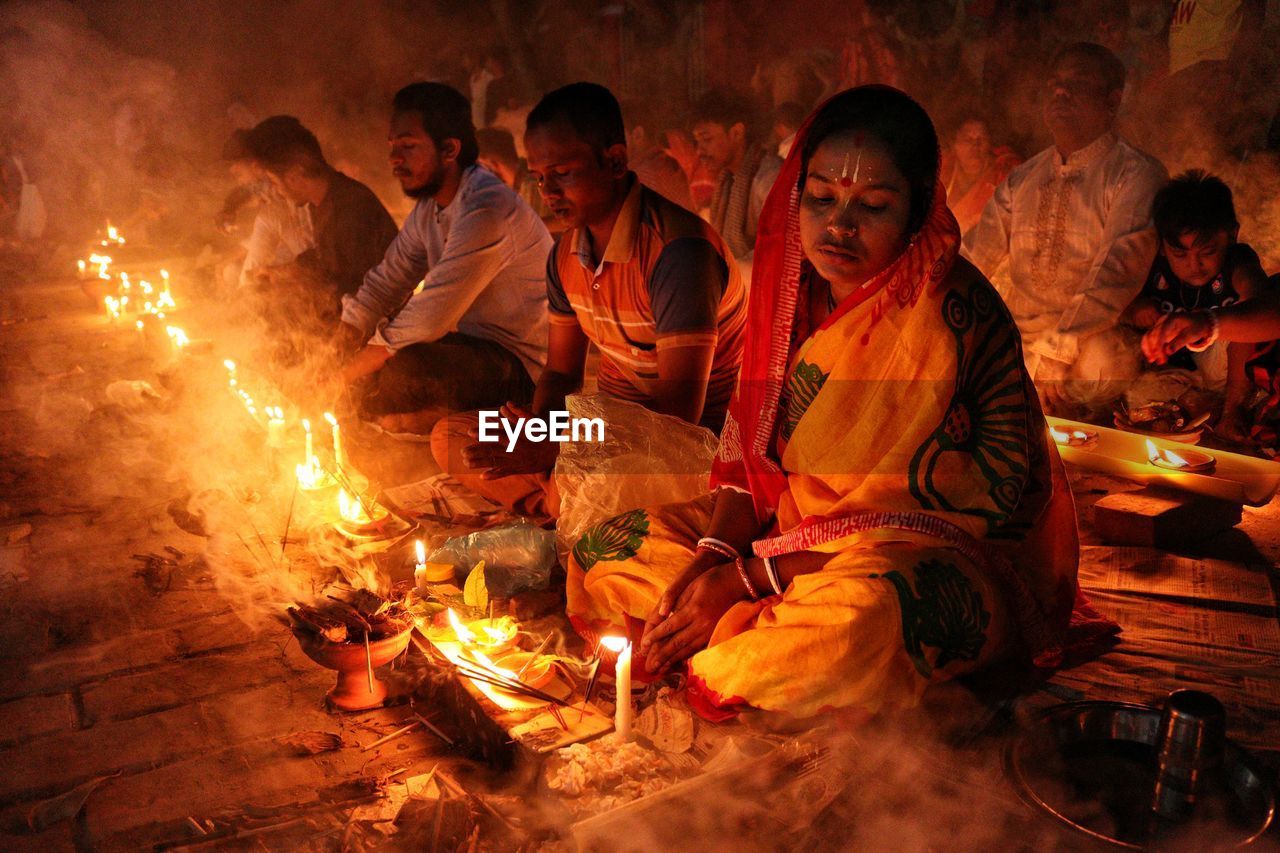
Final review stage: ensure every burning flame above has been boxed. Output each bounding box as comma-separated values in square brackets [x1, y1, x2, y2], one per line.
[323, 411, 338, 428]
[337, 488, 372, 524]
[447, 608, 476, 644]
[294, 458, 328, 490]
[1146, 439, 1190, 468]
[599, 635, 628, 654]
[415, 539, 426, 567]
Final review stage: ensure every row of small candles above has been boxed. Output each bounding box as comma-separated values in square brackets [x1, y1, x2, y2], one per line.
[220, 359, 376, 524]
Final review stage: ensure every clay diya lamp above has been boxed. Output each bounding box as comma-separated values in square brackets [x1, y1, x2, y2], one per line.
[1049, 426, 1098, 450]
[493, 650, 558, 691]
[1145, 439, 1216, 474]
[296, 626, 412, 711]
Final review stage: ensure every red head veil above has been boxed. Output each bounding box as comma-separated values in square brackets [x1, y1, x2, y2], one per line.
[710, 87, 962, 525]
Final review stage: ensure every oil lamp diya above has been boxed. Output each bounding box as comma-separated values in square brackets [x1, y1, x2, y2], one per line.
[1050, 425, 1098, 449]
[1146, 439, 1216, 474]
[439, 608, 519, 654]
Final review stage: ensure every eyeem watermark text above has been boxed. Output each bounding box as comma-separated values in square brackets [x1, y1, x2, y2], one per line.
[476, 410, 605, 451]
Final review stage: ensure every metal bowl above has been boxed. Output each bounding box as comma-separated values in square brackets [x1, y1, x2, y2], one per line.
[1006, 700, 1275, 848]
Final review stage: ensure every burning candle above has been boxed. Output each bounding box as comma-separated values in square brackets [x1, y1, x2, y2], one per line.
[600, 636, 632, 741]
[324, 411, 344, 469]
[165, 325, 189, 354]
[267, 407, 286, 449]
[302, 418, 314, 463]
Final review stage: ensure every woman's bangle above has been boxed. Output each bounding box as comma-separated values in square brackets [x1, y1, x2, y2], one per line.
[1186, 309, 1221, 352]
[696, 537, 739, 561]
[762, 555, 783, 596]
[735, 555, 761, 601]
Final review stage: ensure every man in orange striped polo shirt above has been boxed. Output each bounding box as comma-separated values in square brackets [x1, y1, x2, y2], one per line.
[430, 82, 748, 517]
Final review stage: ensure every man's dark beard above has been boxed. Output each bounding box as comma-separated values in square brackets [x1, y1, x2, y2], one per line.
[402, 168, 445, 199]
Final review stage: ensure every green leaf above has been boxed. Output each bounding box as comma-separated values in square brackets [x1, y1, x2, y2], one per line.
[462, 560, 488, 609]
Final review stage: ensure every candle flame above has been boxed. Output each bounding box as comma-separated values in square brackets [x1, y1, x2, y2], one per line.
[1146, 438, 1190, 468]
[1049, 427, 1069, 444]
[294, 459, 327, 489]
[415, 539, 426, 566]
[165, 326, 189, 348]
[223, 359, 236, 372]
[599, 635, 628, 653]
[337, 488, 371, 523]
[323, 411, 338, 427]
[447, 608, 476, 644]
[301, 418, 311, 433]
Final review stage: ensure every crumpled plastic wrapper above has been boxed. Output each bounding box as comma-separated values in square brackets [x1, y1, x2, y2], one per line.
[427, 522, 556, 596]
[104, 379, 164, 409]
[554, 394, 717, 561]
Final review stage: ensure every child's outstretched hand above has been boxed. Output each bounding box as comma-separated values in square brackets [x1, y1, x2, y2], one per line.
[1142, 311, 1214, 364]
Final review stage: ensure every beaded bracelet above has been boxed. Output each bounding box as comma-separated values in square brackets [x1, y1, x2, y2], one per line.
[762, 555, 783, 596]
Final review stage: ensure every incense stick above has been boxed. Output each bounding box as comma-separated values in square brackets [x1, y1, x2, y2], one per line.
[411, 712, 456, 746]
[235, 532, 270, 571]
[362, 720, 420, 752]
[517, 635, 553, 679]
[449, 662, 567, 705]
[576, 656, 603, 722]
[364, 632, 374, 692]
[280, 474, 298, 562]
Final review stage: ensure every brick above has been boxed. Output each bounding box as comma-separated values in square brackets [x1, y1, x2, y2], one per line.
[1092, 487, 1242, 548]
[83, 724, 445, 849]
[0, 701, 217, 803]
[79, 639, 317, 725]
[4, 609, 244, 701]
[0, 694, 76, 745]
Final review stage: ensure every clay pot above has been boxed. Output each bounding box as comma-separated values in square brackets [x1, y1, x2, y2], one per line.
[296, 627, 412, 711]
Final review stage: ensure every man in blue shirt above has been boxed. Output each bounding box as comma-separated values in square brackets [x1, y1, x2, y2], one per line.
[340, 83, 552, 434]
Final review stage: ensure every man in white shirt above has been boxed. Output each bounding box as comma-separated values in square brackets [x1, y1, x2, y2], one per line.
[340, 83, 552, 434]
[964, 42, 1167, 414]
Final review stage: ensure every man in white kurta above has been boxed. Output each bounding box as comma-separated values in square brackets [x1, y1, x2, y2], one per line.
[964, 42, 1167, 414]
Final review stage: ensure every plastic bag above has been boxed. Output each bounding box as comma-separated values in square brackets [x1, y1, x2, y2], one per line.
[426, 522, 555, 597]
[554, 393, 717, 560]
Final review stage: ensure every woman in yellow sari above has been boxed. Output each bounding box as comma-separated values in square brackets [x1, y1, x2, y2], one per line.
[566, 86, 1081, 722]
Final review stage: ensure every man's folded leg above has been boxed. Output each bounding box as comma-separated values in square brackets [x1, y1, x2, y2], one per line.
[429, 412, 559, 518]
[360, 333, 534, 433]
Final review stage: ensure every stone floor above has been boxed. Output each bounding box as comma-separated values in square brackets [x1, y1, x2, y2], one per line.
[1, 263, 1277, 850]
[0, 269, 486, 850]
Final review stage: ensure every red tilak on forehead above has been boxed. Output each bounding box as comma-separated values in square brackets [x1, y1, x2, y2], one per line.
[839, 176, 853, 187]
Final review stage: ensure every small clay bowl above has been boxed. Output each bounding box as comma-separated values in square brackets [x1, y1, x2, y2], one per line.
[493, 651, 557, 690]
[295, 627, 412, 711]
